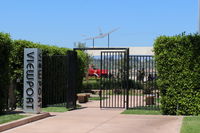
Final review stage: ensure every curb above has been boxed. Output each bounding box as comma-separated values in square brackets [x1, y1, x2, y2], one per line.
[0, 112, 50, 132]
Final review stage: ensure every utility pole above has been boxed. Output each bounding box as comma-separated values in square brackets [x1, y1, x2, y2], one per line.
[108, 34, 110, 48]
[93, 38, 94, 48]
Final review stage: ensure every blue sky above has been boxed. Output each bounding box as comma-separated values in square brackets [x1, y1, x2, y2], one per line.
[0, 0, 198, 48]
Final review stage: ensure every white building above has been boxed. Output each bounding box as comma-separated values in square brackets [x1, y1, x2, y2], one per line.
[86, 47, 154, 56]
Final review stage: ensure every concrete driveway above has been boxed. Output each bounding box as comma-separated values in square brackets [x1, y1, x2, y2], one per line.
[4, 101, 183, 133]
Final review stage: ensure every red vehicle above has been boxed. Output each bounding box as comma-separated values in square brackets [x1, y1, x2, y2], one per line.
[88, 65, 108, 78]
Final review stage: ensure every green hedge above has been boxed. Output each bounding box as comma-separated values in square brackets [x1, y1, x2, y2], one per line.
[82, 79, 100, 92]
[10, 40, 71, 107]
[0, 33, 12, 115]
[76, 50, 88, 93]
[10, 40, 87, 107]
[0, 32, 87, 109]
[10, 40, 70, 81]
[154, 33, 200, 115]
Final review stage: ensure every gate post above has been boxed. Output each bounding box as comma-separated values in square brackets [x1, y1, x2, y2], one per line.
[66, 51, 77, 109]
[126, 48, 129, 110]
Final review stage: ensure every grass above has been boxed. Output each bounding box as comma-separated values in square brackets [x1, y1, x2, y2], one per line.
[83, 77, 100, 81]
[42, 104, 82, 112]
[129, 105, 160, 110]
[89, 97, 107, 100]
[0, 114, 27, 124]
[181, 116, 200, 133]
[83, 79, 99, 84]
[104, 93, 144, 96]
[121, 109, 162, 115]
[42, 107, 70, 112]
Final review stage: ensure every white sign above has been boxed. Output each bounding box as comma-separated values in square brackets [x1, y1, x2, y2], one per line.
[24, 48, 42, 113]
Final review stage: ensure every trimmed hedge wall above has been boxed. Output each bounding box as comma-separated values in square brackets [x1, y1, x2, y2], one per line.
[10, 40, 87, 107]
[0, 33, 12, 115]
[10, 40, 71, 81]
[154, 33, 200, 115]
[0, 32, 87, 110]
[10, 40, 71, 107]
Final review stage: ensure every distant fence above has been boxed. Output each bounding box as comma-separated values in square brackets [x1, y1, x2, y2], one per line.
[128, 55, 159, 110]
[85, 53, 159, 110]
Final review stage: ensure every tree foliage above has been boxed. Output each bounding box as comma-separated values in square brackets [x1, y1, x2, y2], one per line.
[0, 33, 12, 114]
[0, 33, 88, 111]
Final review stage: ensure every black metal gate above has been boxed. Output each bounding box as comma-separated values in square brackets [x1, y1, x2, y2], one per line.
[100, 50, 129, 108]
[42, 51, 77, 109]
[74, 48, 159, 110]
[100, 53, 159, 110]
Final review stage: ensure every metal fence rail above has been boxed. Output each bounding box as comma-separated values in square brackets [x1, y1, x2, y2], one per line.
[100, 51, 129, 108]
[75, 48, 159, 110]
[42, 53, 77, 109]
[128, 55, 159, 110]
[99, 52, 159, 110]
[42, 56, 68, 107]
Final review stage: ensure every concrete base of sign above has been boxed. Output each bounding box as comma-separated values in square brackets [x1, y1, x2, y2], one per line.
[0, 112, 50, 132]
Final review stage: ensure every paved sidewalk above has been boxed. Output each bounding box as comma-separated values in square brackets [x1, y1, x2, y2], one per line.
[4, 101, 183, 133]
